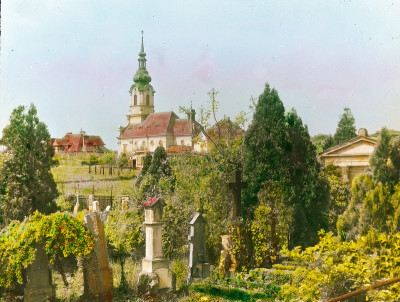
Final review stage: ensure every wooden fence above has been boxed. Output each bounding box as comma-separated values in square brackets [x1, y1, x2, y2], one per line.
[71, 194, 113, 211]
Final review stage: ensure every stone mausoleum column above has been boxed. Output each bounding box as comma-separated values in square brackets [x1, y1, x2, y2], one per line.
[140, 197, 172, 290]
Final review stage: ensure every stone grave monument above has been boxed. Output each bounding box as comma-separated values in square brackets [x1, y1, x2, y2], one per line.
[188, 212, 210, 280]
[24, 245, 54, 302]
[121, 197, 129, 211]
[82, 212, 113, 301]
[88, 194, 94, 212]
[138, 197, 172, 293]
[73, 194, 80, 215]
[92, 200, 100, 212]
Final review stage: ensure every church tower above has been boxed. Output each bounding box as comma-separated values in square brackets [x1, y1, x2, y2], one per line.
[127, 32, 155, 125]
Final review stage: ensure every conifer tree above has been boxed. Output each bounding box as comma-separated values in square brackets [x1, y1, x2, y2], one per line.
[0, 104, 58, 223]
[333, 107, 357, 145]
[243, 84, 289, 208]
[243, 84, 327, 247]
[370, 127, 400, 191]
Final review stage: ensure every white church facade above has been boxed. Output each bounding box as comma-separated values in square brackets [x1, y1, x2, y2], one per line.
[117, 34, 205, 167]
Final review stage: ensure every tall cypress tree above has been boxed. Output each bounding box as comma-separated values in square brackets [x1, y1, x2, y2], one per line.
[0, 104, 58, 223]
[333, 107, 357, 145]
[243, 84, 289, 208]
[243, 84, 328, 247]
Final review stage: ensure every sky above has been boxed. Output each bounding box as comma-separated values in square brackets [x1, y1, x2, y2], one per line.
[1, 0, 400, 150]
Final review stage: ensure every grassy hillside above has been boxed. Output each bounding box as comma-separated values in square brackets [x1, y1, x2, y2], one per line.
[51, 153, 138, 198]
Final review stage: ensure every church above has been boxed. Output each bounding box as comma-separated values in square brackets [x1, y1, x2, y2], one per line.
[117, 34, 204, 167]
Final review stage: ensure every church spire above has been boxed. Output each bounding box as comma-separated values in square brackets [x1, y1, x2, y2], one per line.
[132, 31, 152, 91]
[138, 30, 146, 69]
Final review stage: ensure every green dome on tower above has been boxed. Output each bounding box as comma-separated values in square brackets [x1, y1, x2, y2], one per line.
[130, 31, 153, 93]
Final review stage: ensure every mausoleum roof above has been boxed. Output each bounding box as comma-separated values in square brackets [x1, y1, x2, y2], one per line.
[141, 197, 165, 208]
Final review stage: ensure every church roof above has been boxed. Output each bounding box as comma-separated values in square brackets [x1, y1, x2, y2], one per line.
[120, 111, 198, 138]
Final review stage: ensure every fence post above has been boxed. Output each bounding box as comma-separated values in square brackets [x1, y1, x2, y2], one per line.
[110, 185, 113, 209]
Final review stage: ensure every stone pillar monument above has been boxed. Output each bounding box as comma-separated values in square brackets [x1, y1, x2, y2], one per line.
[188, 212, 210, 280]
[139, 197, 172, 291]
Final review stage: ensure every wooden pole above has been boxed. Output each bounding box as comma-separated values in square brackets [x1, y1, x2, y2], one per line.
[328, 276, 400, 302]
[110, 185, 113, 209]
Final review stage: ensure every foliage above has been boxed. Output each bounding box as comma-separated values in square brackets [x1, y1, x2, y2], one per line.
[191, 278, 280, 301]
[170, 259, 189, 291]
[370, 127, 400, 191]
[89, 154, 99, 166]
[149, 146, 169, 177]
[311, 134, 329, 154]
[0, 211, 94, 290]
[243, 84, 327, 248]
[141, 153, 152, 175]
[321, 165, 351, 234]
[322, 134, 335, 151]
[118, 153, 128, 168]
[228, 219, 252, 273]
[333, 107, 357, 145]
[280, 230, 400, 302]
[0, 104, 59, 223]
[104, 209, 144, 290]
[154, 152, 231, 263]
[251, 181, 292, 267]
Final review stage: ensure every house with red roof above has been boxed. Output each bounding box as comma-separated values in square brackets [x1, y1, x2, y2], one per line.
[117, 34, 201, 167]
[52, 131, 107, 154]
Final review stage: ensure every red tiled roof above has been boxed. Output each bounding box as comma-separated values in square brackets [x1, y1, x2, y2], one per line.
[173, 119, 192, 135]
[166, 145, 193, 154]
[120, 111, 199, 138]
[121, 112, 177, 138]
[52, 133, 106, 152]
[141, 197, 164, 207]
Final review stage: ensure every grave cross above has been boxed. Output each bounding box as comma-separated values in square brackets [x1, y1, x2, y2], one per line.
[228, 169, 247, 218]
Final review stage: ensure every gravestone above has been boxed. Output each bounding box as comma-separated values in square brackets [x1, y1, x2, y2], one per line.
[138, 197, 172, 293]
[88, 194, 94, 212]
[92, 200, 100, 212]
[218, 235, 236, 278]
[73, 194, 80, 215]
[121, 197, 129, 211]
[188, 212, 210, 280]
[24, 246, 54, 302]
[82, 212, 113, 301]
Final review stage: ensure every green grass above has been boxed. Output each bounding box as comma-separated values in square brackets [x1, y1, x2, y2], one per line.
[52, 154, 138, 198]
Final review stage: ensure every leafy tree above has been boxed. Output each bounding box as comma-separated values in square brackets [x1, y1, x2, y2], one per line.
[117, 153, 128, 168]
[104, 209, 143, 291]
[322, 165, 351, 234]
[280, 230, 400, 301]
[88, 154, 99, 166]
[322, 134, 335, 151]
[149, 146, 169, 177]
[0, 212, 94, 292]
[142, 152, 152, 174]
[333, 107, 357, 145]
[370, 127, 400, 191]
[251, 180, 292, 267]
[0, 104, 58, 223]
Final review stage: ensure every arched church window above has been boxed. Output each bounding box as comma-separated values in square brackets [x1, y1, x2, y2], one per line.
[181, 140, 185, 146]
[146, 95, 150, 106]
[150, 140, 154, 147]
[134, 95, 137, 106]
[159, 141, 163, 147]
